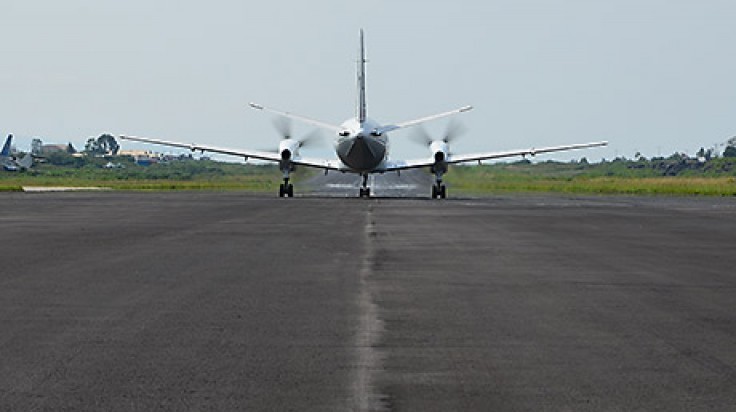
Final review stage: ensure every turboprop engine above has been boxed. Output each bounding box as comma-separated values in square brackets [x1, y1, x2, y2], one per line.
[278, 137, 300, 170]
[429, 139, 449, 174]
[271, 116, 322, 171]
[410, 120, 467, 199]
[269, 116, 324, 197]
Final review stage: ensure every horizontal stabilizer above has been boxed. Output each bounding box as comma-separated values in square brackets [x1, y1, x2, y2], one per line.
[18, 154, 34, 169]
[374, 106, 473, 135]
[249, 103, 342, 133]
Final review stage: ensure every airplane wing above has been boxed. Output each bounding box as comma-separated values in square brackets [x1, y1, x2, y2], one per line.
[384, 141, 608, 171]
[373, 106, 473, 135]
[119, 135, 342, 171]
[249, 103, 343, 133]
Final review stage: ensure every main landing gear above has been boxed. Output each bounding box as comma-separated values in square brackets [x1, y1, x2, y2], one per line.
[431, 183, 446, 199]
[279, 177, 294, 197]
[279, 167, 294, 198]
[359, 173, 371, 198]
[432, 171, 447, 199]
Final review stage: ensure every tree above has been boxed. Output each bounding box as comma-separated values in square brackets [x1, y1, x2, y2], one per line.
[85, 134, 120, 156]
[85, 138, 100, 154]
[97, 134, 120, 155]
[723, 145, 736, 158]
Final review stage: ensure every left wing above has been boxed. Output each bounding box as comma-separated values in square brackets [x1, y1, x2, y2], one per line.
[119, 135, 342, 170]
[384, 141, 608, 171]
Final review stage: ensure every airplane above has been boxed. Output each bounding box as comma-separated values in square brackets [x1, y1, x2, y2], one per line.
[1, 134, 33, 172]
[121, 30, 607, 198]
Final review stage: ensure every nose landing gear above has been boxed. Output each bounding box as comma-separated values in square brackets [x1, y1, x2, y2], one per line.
[431, 170, 446, 199]
[359, 173, 371, 198]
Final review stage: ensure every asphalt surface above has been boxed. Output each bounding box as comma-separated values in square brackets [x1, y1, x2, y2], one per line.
[303, 169, 434, 198]
[2, 189, 736, 411]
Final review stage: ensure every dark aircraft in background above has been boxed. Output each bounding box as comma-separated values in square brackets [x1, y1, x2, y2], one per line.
[1, 135, 33, 172]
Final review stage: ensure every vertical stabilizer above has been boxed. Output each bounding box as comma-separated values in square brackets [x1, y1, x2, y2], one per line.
[357, 29, 367, 124]
[1, 135, 12, 157]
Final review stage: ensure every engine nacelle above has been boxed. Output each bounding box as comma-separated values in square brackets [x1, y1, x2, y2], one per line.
[278, 139, 301, 160]
[434, 151, 445, 163]
[429, 140, 449, 174]
[430, 140, 449, 162]
[278, 138, 300, 171]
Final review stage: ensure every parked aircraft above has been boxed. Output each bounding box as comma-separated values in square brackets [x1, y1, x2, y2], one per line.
[121, 30, 607, 198]
[1, 135, 33, 172]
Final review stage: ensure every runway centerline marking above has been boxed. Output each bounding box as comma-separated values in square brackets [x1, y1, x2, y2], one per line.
[350, 204, 388, 411]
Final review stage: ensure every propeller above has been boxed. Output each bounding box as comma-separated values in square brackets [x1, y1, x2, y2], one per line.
[272, 116, 324, 149]
[409, 119, 467, 146]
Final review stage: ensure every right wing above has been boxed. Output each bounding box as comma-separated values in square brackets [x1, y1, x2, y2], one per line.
[119, 135, 342, 170]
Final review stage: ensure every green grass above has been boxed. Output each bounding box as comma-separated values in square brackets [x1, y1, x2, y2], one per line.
[445, 164, 736, 196]
[4, 156, 736, 196]
[0, 175, 283, 192]
[0, 161, 295, 192]
[0, 185, 24, 192]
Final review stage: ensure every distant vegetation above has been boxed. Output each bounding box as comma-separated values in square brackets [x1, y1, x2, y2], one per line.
[0, 154, 289, 192]
[447, 154, 736, 196]
[2, 148, 736, 196]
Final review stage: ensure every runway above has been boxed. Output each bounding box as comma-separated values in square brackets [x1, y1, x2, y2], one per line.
[302, 168, 434, 198]
[2, 191, 736, 411]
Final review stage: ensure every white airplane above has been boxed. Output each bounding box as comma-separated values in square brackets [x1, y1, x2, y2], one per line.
[121, 30, 607, 198]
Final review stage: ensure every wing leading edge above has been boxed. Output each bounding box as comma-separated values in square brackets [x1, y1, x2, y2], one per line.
[385, 141, 609, 171]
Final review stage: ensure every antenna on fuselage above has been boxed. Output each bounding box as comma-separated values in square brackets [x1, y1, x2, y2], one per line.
[357, 29, 367, 125]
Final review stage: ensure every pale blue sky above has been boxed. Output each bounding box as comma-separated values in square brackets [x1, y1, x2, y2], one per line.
[2, 0, 736, 161]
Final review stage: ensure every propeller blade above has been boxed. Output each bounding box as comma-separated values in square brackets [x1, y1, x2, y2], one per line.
[409, 125, 433, 146]
[298, 129, 326, 148]
[443, 119, 467, 143]
[272, 116, 293, 139]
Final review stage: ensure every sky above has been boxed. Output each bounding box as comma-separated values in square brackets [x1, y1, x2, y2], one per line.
[2, 0, 736, 163]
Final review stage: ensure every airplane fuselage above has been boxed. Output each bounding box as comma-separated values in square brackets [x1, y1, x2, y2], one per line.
[335, 117, 388, 173]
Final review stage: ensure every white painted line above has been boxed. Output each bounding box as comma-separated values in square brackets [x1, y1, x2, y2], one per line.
[22, 186, 112, 192]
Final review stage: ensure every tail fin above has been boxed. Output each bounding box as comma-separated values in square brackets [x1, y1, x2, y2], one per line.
[357, 29, 367, 124]
[1, 135, 12, 157]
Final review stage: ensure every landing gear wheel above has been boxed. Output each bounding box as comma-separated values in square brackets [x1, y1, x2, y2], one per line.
[286, 184, 294, 197]
[279, 184, 285, 198]
[431, 184, 447, 199]
[359, 187, 371, 198]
